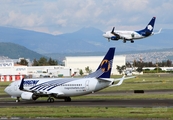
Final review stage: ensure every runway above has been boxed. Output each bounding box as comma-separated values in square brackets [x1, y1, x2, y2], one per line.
[0, 99, 173, 107]
[1, 89, 173, 108]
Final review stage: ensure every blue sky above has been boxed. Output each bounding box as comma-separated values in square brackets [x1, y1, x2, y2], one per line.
[0, 0, 172, 35]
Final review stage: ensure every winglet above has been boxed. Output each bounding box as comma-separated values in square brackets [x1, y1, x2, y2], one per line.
[19, 78, 24, 90]
[110, 75, 125, 87]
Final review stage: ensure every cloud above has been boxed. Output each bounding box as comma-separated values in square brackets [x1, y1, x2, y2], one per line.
[121, 0, 149, 12]
[0, 0, 173, 34]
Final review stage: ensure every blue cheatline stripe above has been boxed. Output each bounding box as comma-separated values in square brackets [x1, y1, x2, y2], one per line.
[29, 78, 77, 91]
[43, 85, 52, 91]
[30, 79, 62, 90]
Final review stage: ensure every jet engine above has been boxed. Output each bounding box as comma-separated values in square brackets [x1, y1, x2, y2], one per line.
[111, 36, 119, 40]
[21, 92, 38, 100]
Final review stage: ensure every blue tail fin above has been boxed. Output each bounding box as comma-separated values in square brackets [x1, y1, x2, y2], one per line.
[136, 17, 156, 36]
[85, 47, 115, 78]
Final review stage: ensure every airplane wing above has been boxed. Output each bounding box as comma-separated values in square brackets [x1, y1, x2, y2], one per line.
[98, 75, 135, 87]
[111, 27, 121, 39]
[111, 27, 131, 40]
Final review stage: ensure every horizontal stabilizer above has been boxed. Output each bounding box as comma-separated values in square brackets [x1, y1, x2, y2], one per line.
[154, 28, 162, 34]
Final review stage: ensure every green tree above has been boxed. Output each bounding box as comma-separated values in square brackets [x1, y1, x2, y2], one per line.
[116, 65, 126, 74]
[136, 67, 143, 73]
[38, 57, 48, 66]
[32, 57, 58, 66]
[48, 58, 58, 65]
[85, 66, 92, 74]
[32, 59, 39, 66]
[79, 69, 84, 76]
[166, 60, 172, 67]
[17, 59, 28, 66]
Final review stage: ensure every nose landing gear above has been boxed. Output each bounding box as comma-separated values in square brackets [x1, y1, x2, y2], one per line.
[16, 97, 20, 103]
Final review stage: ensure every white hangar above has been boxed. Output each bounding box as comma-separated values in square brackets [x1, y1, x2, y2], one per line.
[65, 55, 126, 75]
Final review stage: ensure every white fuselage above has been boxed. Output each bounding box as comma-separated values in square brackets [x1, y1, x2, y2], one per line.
[4, 78, 113, 99]
[103, 30, 147, 40]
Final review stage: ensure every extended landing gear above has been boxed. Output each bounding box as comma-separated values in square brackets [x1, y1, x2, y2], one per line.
[123, 39, 126, 43]
[47, 97, 54, 103]
[16, 97, 20, 103]
[131, 40, 134, 43]
[64, 97, 71, 102]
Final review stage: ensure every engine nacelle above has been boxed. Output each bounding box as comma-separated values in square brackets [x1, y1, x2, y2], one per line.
[111, 36, 119, 40]
[21, 92, 37, 100]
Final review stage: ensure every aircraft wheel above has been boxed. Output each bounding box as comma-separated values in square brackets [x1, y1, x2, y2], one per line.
[16, 99, 20, 103]
[47, 97, 54, 103]
[50, 98, 54, 103]
[47, 98, 50, 102]
[123, 40, 126, 43]
[131, 40, 134, 43]
[64, 97, 71, 102]
[16, 97, 20, 102]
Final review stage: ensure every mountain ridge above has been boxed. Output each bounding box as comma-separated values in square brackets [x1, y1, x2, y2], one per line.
[0, 26, 173, 54]
[0, 27, 173, 54]
[0, 42, 45, 60]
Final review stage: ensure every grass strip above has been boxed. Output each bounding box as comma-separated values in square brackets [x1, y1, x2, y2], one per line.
[0, 106, 172, 119]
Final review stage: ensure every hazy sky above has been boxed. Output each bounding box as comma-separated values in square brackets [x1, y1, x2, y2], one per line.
[0, 0, 172, 35]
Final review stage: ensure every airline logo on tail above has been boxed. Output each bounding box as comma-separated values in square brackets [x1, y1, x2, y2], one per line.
[147, 17, 155, 31]
[147, 25, 153, 31]
[140, 17, 156, 36]
[85, 47, 115, 78]
[100, 59, 111, 72]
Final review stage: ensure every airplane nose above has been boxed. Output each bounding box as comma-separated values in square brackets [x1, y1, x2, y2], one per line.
[4, 86, 11, 95]
[103, 33, 107, 38]
[4, 87, 8, 93]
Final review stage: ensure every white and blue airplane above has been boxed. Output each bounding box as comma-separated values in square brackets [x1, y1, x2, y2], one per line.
[103, 17, 162, 43]
[4, 47, 135, 103]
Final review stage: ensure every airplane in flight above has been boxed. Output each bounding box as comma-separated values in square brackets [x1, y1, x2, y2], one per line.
[4, 47, 135, 103]
[103, 17, 162, 43]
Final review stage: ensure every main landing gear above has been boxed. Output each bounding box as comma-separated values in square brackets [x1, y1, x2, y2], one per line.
[47, 97, 54, 103]
[47, 97, 71, 102]
[64, 97, 71, 102]
[131, 40, 134, 43]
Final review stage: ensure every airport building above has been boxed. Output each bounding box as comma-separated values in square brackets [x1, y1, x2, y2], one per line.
[0, 55, 126, 81]
[0, 60, 27, 81]
[27, 66, 71, 78]
[64, 55, 126, 75]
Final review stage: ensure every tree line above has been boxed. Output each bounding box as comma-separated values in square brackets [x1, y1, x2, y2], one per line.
[126, 60, 172, 68]
[17, 57, 58, 66]
[116, 60, 173, 74]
